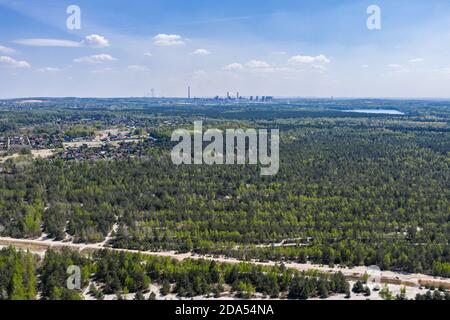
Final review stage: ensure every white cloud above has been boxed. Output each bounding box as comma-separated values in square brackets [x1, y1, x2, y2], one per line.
[388, 64, 403, 69]
[192, 70, 208, 80]
[14, 36, 110, 49]
[153, 34, 185, 46]
[84, 34, 110, 48]
[224, 63, 244, 71]
[224, 61, 282, 73]
[74, 54, 116, 64]
[37, 67, 60, 73]
[14, 38, 82, 47]
[144, 52, 153, 57]
[245, 60, 271, 68]
[128, 65, 150, 72]
[190, 49, 211, 56]
[384, 64, 410, 75]
[90, 68, 113, 75]
[409, 58, 424, 63]
[0, 56, 31, 68]
[288, 54, 330, 64]
[432, 67, 450, 75]
[272, 51, 287, 55]
[361, 64, 369, 68]
[0, 45, 15, 54]
[312, 65, 327, 73]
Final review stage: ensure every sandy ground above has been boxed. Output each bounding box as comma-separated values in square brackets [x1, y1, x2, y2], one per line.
[0, 239, 442, 301]
[63, 138, 140, 149]
[0, 153, 20, 163]
[81, 281, 426, 301]
[63, 141, 105, 149]
[0, 149, 55, 163]
[1, 235, 449, 292]
[96, 129, 130, 140]
[31, 149, 55, 159]
[311, 281, 425, 300]
[84, 283, 267, 301]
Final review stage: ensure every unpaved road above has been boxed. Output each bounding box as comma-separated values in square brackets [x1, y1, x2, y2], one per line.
[1, 236, 449, 289]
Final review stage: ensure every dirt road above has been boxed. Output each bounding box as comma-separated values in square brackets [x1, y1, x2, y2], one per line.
[1, 236, 449, 289]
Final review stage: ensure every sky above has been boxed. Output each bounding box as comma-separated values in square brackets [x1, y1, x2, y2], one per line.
[1, 0, 450, 98]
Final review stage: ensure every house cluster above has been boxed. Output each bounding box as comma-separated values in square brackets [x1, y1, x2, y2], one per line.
[57, 138, 156, 162]
[29, 135, 63, 149]
[5, 136, 29, 152]
[63, 135, 95, 143]
[0, 134, 64, 152]
[0, 136, 8, 152]
[100, 131, 133, 142]
[0, 126, 160, 162]
[9, 135, 28, 146]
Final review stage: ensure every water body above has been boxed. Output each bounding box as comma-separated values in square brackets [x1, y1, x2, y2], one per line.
[342, 109, 405, 115]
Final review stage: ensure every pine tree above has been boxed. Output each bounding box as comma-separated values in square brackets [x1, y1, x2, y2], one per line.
[11, 266, 26, 300]
[25, 252, 37, 299]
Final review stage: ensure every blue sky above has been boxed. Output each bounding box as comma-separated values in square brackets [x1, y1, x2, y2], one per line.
[1, 0, 450, 98]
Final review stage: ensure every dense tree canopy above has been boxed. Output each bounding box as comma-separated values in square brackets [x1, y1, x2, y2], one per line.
[1, 99, 449, 277]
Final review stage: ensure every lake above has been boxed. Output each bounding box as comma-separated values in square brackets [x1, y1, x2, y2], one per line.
[342, 109, 405, 115]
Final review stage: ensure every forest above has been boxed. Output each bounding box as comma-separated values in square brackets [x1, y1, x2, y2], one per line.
[0, 98, 449, 278]
[0, 246, 352, 300]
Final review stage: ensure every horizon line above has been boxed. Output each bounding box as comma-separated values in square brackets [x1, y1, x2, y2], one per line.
[2, 96, 450, 101]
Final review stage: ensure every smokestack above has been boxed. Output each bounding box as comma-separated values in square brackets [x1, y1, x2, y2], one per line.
[188, 86, 191, 99]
